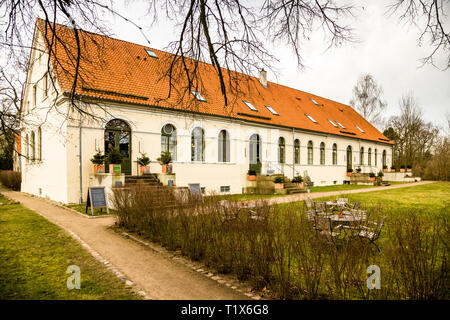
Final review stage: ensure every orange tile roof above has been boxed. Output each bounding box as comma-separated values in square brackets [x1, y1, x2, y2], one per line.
[36, 19, 393, 145]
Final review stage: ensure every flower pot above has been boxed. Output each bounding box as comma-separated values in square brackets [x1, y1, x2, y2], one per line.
[400, 168, 405, 172]
[109, 163, 121, 173]
[274, 183, 284, 189]
[347, 172, 352, 176]
[370, 177, 375, 181]
[407, 169, 412, 172]
[247, 175, 256, 181]
[140, 165, 150, 175]
[93, 164, 105, 174]
[390, 169, 395, 172]
[383, 169, 388, 172]
[162, 164, 173, 173]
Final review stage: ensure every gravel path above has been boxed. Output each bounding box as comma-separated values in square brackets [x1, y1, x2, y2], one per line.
[1, 181, 432, 300]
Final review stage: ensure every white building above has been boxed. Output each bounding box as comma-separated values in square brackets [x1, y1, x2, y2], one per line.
[20, 20, 393, 204]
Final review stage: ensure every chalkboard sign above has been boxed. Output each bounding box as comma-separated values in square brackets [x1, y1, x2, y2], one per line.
[188, 183, 202, 200]
[86, 187, 109, 215]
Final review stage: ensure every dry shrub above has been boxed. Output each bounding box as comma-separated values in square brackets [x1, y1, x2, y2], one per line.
[0, 170, 21, 191]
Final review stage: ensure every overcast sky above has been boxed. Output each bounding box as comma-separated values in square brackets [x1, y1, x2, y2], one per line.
[104, 0, 449, 130]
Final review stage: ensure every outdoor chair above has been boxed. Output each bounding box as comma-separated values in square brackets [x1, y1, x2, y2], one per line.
[313, 201, 329, 216]
[337, 198, 348, 204]
[313, 215, 342, 237]
[357, 217, 386, 251]
[304, 198, 314, 209]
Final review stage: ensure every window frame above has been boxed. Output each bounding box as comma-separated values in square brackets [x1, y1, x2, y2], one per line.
[191, 127, 205, 162]
[307, 141, 313, 165]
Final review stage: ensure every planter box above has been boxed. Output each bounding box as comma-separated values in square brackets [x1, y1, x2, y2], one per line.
[247, 175, 256, 181]
[93, 164, 105, 174]
[109, 164, 121, 173]
[295, 182, 304, 188]
[162, 164, 173, 173]
[139, 165, 150, 175]
[400, 168, 405, 172]
[274, 183, 284, 189]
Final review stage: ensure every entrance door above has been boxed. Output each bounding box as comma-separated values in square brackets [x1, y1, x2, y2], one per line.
[346, 146, 352, 171]
[104, 119, 131, 175]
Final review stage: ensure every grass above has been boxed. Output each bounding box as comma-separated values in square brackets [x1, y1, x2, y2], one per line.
[0, 194, 140, 299]
[66, 203, 115, 216]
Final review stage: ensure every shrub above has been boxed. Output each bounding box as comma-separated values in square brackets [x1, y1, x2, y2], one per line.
[369, 172, 375, 177]
[249, 162, 262, 174]
[0, 170, 21, 191]
[390, 166, 396, 171]
[137, 153, 150, 166]
[157, 151, 172, 165]
[273, 176, 284, 184]
[355, 167, 362, 173]
[378, 171, 384, 177]
[247, 169, 256, 176]
[400, 165, 405, 169]
[291, 176, 303, 183]
[90, 151, 105, 165]
[347, 168, 353, 173]
[106, 147, 123, 164]
[383, 165, 388, 169]
[407, 165, 412, 169]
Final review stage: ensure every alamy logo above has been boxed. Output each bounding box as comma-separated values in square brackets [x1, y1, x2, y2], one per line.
[66, 265, 81, 290]
[366, 265, 381, 289]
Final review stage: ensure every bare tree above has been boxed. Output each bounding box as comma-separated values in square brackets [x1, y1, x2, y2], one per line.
[349, 74, 387, 129]
[388, 0, 450, 69]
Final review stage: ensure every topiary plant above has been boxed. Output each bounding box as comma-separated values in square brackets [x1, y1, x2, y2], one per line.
[157, 151, 172, 165]
[137, 153, 151, 166]
[90, 151, 105, 165]
[106, 147, 123, 164]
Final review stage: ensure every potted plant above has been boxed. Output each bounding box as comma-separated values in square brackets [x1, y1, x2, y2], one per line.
[157, 151, 173, 173]
[274, 176, 284, 189]
[378, 171, 384, 178]
[137, 153, 151, 175]
[355, 167, 362, 173]
[369, 172, 375, 181]
[400, 164, 405, 172]
[247, 169, 257, 181]
[406, 165, 412, 172]
[106, 147, 123, 173]
[347, 168, 353, 176]
[390, 166, 395, 172]
[383, 165, 388, 172]
[291, 175, 304, 188]
[90, 151, 105, 173]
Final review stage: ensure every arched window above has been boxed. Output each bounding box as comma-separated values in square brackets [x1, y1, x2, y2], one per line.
[320, 142, 325, 165]
[218, 130, 230, 162]
[346, 145, 352, 171]
[249, 134, 261, 165]
[191, 127, 205, 161]
[382, 150, 387, 167]
[161, 124, 177, 161]
[294, 139, 300, 164]
[307, 141, 313, 165]
[25, 134, 29, 160]
[31, 131, 35, 161]
[368, 148, 372, 166]
[375, 149, 378, 166]
[360, 147, 364, 165]
[278, 137, 285, 164]
[38, 127, 42, 161]
[332, 143, 337, 165]
[105, 119, 132, 174]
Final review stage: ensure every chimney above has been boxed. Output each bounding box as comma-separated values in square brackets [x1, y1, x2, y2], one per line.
[259, 69, 267, 88]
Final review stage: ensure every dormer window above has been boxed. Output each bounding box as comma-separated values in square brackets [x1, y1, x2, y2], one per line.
[145, 49, 158, 58]
[310, 98, 319, 105]
[356, 125, 365, 133]
[328, 119, 338, 127]
[305, 114, 318, 123]
[336, 120, 345, 129]
[191, 90, 206, 102]
[243, 100, 257, 111]
[265, 105, 278, 115]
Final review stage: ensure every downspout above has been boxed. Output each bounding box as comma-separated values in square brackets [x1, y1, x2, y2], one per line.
[292, 127, 295, 178]
[78, 98, 83, 204]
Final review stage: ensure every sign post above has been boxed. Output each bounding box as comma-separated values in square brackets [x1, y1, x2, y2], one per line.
[86, 187, 109, 215]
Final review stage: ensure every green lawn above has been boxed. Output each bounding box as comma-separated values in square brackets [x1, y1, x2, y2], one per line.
[0, 194, 140, 299]
[66, 203, 115, 216]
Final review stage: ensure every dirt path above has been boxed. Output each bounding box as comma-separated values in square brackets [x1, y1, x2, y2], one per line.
[1, 181, 432, 300]
[1, 190, 248, 300]
[263, 181, 434, 205]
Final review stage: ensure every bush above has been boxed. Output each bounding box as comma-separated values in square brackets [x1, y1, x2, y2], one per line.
[291, 176, 303, 183]
[0, 170, 21, 191]
[157, 151, 172, 165]
[355, 167, 362, 173]
[106, 147, 123, 164]
[347, 168, 353, 173]
[249, 162, 262, 174]
[137, 153, 150, 166]
[273, 176, 284, 184]
[369, 172, 375, 177]
[383, 165, 388, 169]
[400, 165, 405, 169]
[378, 171, 384, 177]
[90, 151, 105, 165]
[247, 169, 256, 176]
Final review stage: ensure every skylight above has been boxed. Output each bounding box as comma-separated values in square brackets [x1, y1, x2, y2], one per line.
[310, 98, 319, 105]
[355, 125, 365, 133]
[265, 105, 278, 115]
[191, 90, 206, 102]
[243, 100, 257, 111]
[145, 49, 158, 58]
[336, 121, 345, 129]
[305, 114, 318, 123]
[328, 119, 338, 127]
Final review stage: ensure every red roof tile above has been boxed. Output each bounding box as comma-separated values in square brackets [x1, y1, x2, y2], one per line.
[36, 19, 393, 145]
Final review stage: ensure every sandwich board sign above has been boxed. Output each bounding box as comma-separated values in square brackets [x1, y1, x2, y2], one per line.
[188, 183, 202, 200]
[86, 187, 109, 215]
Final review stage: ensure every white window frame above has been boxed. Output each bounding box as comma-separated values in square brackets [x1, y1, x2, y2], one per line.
[243, 100, 257, 111]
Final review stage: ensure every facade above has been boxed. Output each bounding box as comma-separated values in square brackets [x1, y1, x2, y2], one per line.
[20, 20, 393, 204]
